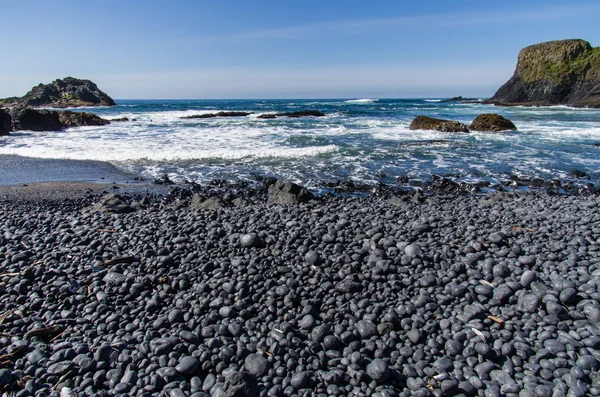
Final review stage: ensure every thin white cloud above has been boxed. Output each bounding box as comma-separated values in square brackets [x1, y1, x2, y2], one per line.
[205, 3, 600, 42]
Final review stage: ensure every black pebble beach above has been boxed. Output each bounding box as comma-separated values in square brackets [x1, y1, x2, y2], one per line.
[1, 185, 600, 397]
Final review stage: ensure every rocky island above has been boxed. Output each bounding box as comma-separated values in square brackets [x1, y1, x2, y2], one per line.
[486, 39, 600, 107]
[0, 77, 116, 108]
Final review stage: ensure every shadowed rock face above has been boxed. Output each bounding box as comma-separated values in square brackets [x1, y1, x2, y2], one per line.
[0, 77, 116, 108]
[8, 107, 110, 132]
[0, 109, 11, 136]
[486, 39, 600, 107]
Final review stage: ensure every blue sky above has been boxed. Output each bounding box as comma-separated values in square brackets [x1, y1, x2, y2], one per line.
[1, 0, 599, 99]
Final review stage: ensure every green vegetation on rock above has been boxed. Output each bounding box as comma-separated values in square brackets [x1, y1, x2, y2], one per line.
[487, 39, 600, 107]
[518, 39, 599, 84]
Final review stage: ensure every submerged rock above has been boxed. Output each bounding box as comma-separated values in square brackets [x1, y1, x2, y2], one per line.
[409, 115, 469, 132]
[469, 113, 517, 132]
[486, 39, 600, 107]
[0, 77, 116, 108]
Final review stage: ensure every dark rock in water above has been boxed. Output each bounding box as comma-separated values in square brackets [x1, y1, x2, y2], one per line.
[267, 181, 312, 204]
[571, 169, 587, 178]
[0, 108, 11, 135]
[0, 76, 116, 108]
[445, 96, 478, 102]
[409, 115, 469, 132]
[58, 110, 110, 127]
[219, 371, 258, 397]
[485, 39, 600, 107]
[110, 117, 129, 122]
[8, 107, 109, 131]
[9, 107, 63, 131]
[257, 110, 325, 119]
[469, 114, 517, 132]
[181, 111, 253, 119]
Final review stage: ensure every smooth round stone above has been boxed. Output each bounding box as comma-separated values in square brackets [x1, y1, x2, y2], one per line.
[175, 356, 199, 376]
[445, 339, 463, 356]
[366, 358, 389, 381]
[299, 314, 315, 330]
[520, 271, 538, 287]
[404, 244, 422, 258]
[488, 232, 505, 245]
[0, 369, 11, 388]
[355, 320, 377, 339]
[244, 354, 269, 377]
[576, 355, 598, 370]
[240, 233, 260, 247]
[559, 288, 577, 304]
[290, 371, 314, 389]
[305, 251, 321, 266]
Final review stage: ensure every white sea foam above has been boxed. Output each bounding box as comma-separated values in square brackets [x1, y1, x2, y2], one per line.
[424, 99, 442, 102]
[344, 98, 379, 104]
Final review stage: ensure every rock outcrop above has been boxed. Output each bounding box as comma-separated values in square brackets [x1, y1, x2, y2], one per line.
[486, 39, 600, 107]
[0, 109, 11, 136]
[469, 114, 517, 132]
[409, 116, 469, 132]
[7, 107, 110, 132]
[9, 108, 63, 131]
[181, 111, 252, 119]
[0, 77, 116, 108]
[257, 110, 325, 119]
[58, 111, 111, 127]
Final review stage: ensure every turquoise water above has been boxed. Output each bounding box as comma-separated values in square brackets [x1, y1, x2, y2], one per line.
[1, 98, 599, 188]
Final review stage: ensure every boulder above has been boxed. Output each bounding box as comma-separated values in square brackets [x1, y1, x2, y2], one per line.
[409, 116, 469, 132]
[9, 107, 63, 131]
[58, 110, 111, 127]
[0, 77, 116, 108]
[267, 181, 312, 204]
[110, 117, 129, 122]
[9, 107, 110, 131]
[257, 110, 325, 119]
[469, 114, 517, 132]
[0, 109, 11, 136]
[181, 111, 252, 119]
[486, 39, 600, 107]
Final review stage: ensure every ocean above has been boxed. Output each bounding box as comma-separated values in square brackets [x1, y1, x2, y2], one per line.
[1, 98, 599, 190]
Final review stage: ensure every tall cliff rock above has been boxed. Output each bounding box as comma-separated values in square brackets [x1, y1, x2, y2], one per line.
[486, 39, 600, 107]
[0, 77, 116, 108]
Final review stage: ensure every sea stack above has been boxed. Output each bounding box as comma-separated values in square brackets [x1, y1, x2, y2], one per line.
[486, 39, 600, 107]
[0, 77, 116, 108]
